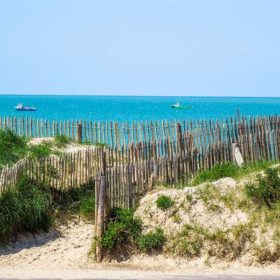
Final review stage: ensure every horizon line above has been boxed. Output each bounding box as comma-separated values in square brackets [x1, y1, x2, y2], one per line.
[0, 93, 279, 98]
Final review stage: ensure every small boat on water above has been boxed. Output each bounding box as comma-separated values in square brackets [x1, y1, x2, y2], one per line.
[171, 103, 192, 110]
[15, 104, 37, 112]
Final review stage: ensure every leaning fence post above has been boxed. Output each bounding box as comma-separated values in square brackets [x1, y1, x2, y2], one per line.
[127, 164, 133, 208]
[95, 151, 107, 263]
[232, 142, 244, 166]
[76, 123, 82, 142]
[96, 175, 105, 263]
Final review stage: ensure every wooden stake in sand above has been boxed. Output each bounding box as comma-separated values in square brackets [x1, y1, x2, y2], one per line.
[76, 123, 82, 142]
[232, 142, 244, 166]
[95, 151, 106, 263]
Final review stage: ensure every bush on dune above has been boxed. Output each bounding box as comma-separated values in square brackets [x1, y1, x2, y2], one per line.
[0, 177, 52, 243]
[138, 227, 166, 253]
[246, 167, 280, 208]
[54, 135, 70, 148]
[192, 160, 274, 185]
[101, 208, 142, 255]
[0, 130, 28, 168]
[156, 195, 174, 210]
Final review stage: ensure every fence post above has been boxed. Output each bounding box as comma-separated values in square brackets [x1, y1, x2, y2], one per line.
[176, 122, 183, 179]
[95, 151, 107, 263]
[232, 142, 244, 166]
[127, 164, 133, 208]
[76, 123, 82, 142]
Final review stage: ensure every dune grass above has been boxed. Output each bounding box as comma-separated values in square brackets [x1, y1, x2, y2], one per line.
[0, 177, 52, 243]
[0, 130, 29, 168]
[54, 135, 70, 148]
[191, 160, 275, 186]
[0, 175, 96, 244]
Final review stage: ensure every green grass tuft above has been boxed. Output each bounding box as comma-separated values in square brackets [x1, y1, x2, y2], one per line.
[245, 167, 280, 208]
[156, 195, 174, 210]
[138, 227, 166, 253]
[93, 142, 108, 148]
[54, 135, 70, 148]
[0, 130, 28, 168]
[28, 142, 52, 159]
[0, 177, 52, 243]
[192, 160, 275, 185]
[79, 196, 95, 220]
[101, 208, 142, 255]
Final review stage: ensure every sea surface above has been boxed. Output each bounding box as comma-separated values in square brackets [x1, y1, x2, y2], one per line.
[0, 95, 279, 122]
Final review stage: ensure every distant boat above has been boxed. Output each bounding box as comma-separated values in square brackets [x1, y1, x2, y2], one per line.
[15, 104, 37, 112]
[171, 103, 192, 110]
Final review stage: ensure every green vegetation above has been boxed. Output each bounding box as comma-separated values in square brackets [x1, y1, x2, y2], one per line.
[29, 142, 53, 159]
[98, 208, 166, 257]
[197, 183, 236, 211]
[0, 177, 52, 243]
[0, 175, 95, 244]
[0, 130, 71, 166]
[166, 166, 280, 263]
[54, 135, 70, 148]
[192, 160, 274, 185]
[95, 165, 280, 262]
[138, 228, 165, 253]
[0, 130, 28, 168]
[79, 196, 95, 220]
[93, 142, 108, 148]
[50, 181, 95, 221]
[169, 223, 254, 260]
[171, 213, 182, 223]
[101, 208, 142, 255]
[0, 129, 81, 168]
[245, 167, 280, 208]
[156, 195, 174, 210]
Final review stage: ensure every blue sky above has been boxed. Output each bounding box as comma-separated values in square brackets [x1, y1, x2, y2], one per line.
[0, 0, 279, 96]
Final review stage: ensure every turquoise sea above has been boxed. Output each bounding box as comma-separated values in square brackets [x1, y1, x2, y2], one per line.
[0, 95, 279, 122]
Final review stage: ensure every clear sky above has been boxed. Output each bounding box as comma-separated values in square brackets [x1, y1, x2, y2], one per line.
[0, 0, 279, 97]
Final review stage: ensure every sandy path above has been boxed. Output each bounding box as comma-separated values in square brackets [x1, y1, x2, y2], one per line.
[0, 219, 280, 279]
[0, 219, 94, 269]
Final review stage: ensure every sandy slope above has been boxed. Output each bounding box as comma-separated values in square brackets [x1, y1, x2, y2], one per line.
[1, 175, 280, 278]
[0, 217, 279, 279]
[0, 219, 94, 269]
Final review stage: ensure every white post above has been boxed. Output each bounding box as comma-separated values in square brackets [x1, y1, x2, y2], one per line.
[232, 142, 244, 166]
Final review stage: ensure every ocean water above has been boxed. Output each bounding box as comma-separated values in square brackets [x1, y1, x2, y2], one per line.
[0, 95, 279, 122]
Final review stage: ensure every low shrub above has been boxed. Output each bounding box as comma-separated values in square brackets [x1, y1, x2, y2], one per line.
[29, 142, 52, 159]
[0, 177, 52, 243]
[169, 223, 254, 260]
[0, 129, 28, 168]
[80, 196, 95, 220]
[156, 195, 174, 210]
[0, 177, 95, 244]
[193, 162, 239, 185]
[192, 160, 274, 185]
[138, 227, 165, 253]
[94, 142, 108, 148]
[50, 181, 95, 220]
[54, 135, 70, 148]
[16, 177, 53, 232]
[101, 208, 142, 255]
[245, 167, 280, 208]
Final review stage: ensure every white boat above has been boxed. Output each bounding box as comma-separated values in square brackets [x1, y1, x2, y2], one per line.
[15, 104, 37, 112]
[171, 103, 183, 109]
[171, 103, 192, 110]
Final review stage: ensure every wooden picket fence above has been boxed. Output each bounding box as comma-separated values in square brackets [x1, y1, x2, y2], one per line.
[1, 115, 280, 148]
[93, 114, 280, 261]
[0, 148, 100, 195]
[1, 114, 280, 263]
[0, 115, 280, 201]
[99, 116, 280, 208]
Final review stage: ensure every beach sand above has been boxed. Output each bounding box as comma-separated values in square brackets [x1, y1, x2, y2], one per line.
[0, 217, 280, 279]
